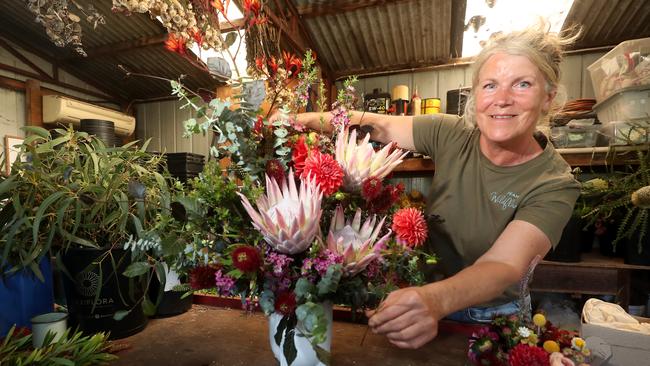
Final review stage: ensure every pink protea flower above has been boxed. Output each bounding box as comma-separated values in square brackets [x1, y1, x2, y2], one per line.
[335, 127, 408, 191]
[391, 208, 428, 248]
[238, 170, 322, 254]
[326, 205, 392, 276]
[301, 151, 343, 196]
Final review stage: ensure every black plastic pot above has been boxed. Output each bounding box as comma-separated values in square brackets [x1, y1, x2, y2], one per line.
[148, 272, 192, 318]
[61, 248, 147, 339]
[624, 234, 650, 266]
[545, 216, 583, 262]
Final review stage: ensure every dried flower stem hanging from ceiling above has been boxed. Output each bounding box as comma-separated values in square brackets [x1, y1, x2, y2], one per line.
[25, 0, 106, 56]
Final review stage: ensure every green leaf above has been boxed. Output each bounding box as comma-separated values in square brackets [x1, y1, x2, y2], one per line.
[142, 296, 156, 317]
[294, 277, 316, 302]
[0, 175, 16, 197]
[224, 32, 237, 48]
[317, 264, 342, 296]
[22, 125, 50, 138]
[32, 191, 67, 247]
[123, 261, 150, 278]
[113, 310, 130, 321]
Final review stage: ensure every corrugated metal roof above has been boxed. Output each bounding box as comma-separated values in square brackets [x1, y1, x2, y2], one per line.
[0, 0, 218, 103]
[562, 0, 650, 49]
[285, 0, 459, 79]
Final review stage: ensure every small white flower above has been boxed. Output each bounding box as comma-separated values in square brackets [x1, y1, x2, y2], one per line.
[517, 326, 531, 338]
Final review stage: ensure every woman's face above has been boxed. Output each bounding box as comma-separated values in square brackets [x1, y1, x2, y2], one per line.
[475, 53, 555, 146]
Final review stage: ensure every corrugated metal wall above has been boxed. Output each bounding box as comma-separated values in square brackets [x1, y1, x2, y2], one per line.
[0, 40, 114, 159]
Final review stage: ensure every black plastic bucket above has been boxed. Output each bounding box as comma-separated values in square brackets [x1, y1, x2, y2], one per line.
[61, 248, 147, 339]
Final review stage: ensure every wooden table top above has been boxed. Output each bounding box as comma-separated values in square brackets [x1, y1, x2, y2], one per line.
[111, 305, 472, 366]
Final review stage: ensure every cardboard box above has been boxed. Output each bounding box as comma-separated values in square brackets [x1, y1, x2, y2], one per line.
[581, 316, 650, 365]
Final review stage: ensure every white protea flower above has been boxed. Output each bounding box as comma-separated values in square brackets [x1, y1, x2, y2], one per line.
[238, 170, 323, 254]
[335, 127, 409, 191]
[326, 206, 392, 276]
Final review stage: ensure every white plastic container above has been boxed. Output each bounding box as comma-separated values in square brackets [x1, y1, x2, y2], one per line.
[588, 37, 650, 102]
[593, 86, 650, 124]
[601, 120, 650, 145]
[551, 125, 601, 148]
[31, 312, 67, 348]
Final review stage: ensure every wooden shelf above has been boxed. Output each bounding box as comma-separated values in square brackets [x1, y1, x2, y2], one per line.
[393, 146, 646, 175]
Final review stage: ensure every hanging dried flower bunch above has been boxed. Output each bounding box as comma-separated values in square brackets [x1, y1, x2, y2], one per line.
[26, 0, 106, 56]
[111, 0, 223, 51]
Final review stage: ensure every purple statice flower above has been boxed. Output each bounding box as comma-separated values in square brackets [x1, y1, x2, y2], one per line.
[312, 249, 344, 277]
[265, 251, 294, 277]
[364, 258, 382, 281]
[214, 269, 236, 296]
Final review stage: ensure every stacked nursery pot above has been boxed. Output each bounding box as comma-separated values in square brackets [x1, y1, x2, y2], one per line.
[165, 152, 205, 183]
[79, 119, 122, 147]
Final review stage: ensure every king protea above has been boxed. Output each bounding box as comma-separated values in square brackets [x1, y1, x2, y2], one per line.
[238, 170, 323, 254]
[335, 127, 408, 191]
[326, 206, 391, 276]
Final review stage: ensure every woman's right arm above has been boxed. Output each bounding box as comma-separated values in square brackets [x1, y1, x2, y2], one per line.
[295, 111, 417, 151]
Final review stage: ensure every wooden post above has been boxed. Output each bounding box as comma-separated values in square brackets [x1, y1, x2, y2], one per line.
[25, 79, 43, 127]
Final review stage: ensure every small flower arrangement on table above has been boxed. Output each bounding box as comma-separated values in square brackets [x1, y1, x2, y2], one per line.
[468, 313, 591, 366]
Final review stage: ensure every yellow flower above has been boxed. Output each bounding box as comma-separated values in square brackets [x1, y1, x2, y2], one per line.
[543, 340, 560, 353]
[533, 313, 547, 327]
[572, 337, 586, 350]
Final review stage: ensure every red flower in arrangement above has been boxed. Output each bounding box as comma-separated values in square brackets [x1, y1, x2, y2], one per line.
[267, 56, 278, 76]
[232, 246, 262, 273]
[368, 182, 404, 213]
[165, 33, 187, 55]
[274, 291, 297, 315]
[265, 159, 286, 185]
[282, 51, 302, 77]
[255, 56, 265, 72]
[392, 208, 428, 247]
[210, 0, 229, 13]
[189, 265, 218, 290]
[508, 344, 550, 366]
[361, 176, 383, 200]
[253, 115, 264, 135]
[301, 151, 344, 196]
[291, 135, 314, 176]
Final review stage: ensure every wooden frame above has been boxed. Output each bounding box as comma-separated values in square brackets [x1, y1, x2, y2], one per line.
[4, 135, 24, 176]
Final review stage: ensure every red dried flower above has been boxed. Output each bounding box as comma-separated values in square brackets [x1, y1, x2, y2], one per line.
[265, 159, 286, 185]
[508, 344, 550, 366]
[253, 115, 264, 136]
[361, 176, 383, 200]
[267, 56, 278, 76]
[210, 0, 229, 13]
[189, 265, 217, 290]
[274, 291, 297, 315]
[255, 56, 265, 72]
[165, 34, 187, 55]
[243, 0, 261, 16]
[301, 151, 343, 196]
[191, 30, 204, 47]
[282, 51, 302, 77]
[232, 246, 261, 273]
[392, 208, 428, 247]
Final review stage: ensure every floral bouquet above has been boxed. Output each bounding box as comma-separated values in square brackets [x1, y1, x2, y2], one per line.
[468, 313, 591, 366]
[170, 47, 437, 364]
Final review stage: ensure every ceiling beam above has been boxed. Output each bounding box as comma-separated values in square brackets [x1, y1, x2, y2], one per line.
[296, 0, 414, 18]
[63, 34, 168, 62]
[0, 38, 52, 80]
[449, 0, 467, 59]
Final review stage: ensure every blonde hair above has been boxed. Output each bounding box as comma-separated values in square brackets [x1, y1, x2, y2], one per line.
[463, 22, 581, 127]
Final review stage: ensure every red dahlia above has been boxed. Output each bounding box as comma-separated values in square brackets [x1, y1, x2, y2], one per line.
[508, 344, 550, 366]
[291, 135, 312, 176]
[361, 176, 383, 200]
[231, 246, 261, 273]
[391, 207, 428, 247]
[189, 265, 217, 290]
[265, 159, 286, 185]
[274, 292, 297, 315]
[301, 151, 343, 196]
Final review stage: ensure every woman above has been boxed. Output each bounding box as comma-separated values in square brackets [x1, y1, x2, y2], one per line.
[287, 25, 580, 349]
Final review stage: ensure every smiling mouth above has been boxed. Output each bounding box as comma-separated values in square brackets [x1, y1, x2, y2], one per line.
[490, 115, 516, 119]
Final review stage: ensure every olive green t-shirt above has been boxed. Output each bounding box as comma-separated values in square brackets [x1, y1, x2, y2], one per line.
[412, 114, 580, 304]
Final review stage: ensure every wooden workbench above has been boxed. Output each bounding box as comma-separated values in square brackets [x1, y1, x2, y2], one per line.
[111, 306, 473, 366]
[531, 251, 650, 310]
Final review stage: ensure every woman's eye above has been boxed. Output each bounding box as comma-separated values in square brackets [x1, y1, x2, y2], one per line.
[483, 83, 496, 90]
[515, 81, 531, 88]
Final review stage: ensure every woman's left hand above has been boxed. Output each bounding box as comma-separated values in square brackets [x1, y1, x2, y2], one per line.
[365, 286, 440, 349]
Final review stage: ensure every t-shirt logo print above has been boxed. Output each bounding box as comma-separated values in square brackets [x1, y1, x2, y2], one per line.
[489, 191, 519, 210]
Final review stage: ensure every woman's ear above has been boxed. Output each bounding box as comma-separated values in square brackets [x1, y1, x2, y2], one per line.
[542, 88, 557, 114]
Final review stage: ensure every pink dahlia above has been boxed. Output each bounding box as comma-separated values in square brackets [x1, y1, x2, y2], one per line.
[391, 208, 428, 247]
[508, 344, 550, 366]
[301, 151, 343, 196]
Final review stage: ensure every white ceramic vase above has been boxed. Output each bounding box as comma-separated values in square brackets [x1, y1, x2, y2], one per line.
[268, 302, 333, 366]
[31, 312, 68, 348]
